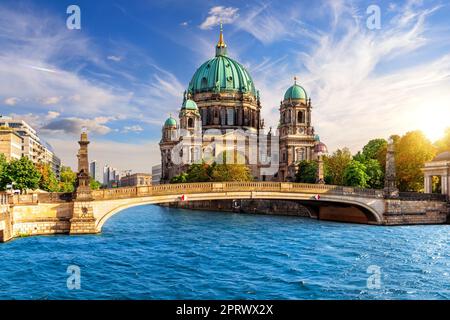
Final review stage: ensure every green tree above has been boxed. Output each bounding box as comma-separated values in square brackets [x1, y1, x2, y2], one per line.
[395, 130, 436, 192]
[36, 163, 59, 192]
[170, 172, 188, 183]
[210, 163, 252, 182]
[435, 127, 450, 153]
[0, 157, 41, 192]
[323, 148, 353, 185]
[186, 162, 212, 182]
[59, 166, 76, 192]
[364, 159, 384, 189]
[343, 160, 369, 188]
[0, 154, 7, 191]
[295, 160, 318, 183]
[354, 138, 388, 171]
[90, 178, 102, 190]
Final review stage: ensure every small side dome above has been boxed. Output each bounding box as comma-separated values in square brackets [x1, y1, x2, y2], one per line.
[164, 116, 177, 127]
[314, 134, 320, 142]
[284, 78, 307, 101]
[314, 141, 328, 154]
[433, 151, 450, 162]
[182, 99, 198, 110]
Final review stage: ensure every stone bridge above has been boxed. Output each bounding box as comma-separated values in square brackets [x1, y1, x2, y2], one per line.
[0, 182, 448, 242]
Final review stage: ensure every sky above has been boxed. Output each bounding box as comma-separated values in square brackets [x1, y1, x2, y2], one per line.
[1, 0, 450, 172]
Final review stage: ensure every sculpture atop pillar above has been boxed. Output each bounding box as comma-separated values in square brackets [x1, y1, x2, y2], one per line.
[384, 137, 399, 198]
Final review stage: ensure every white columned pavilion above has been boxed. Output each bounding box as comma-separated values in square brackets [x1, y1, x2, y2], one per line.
[423, 151, 450, 198]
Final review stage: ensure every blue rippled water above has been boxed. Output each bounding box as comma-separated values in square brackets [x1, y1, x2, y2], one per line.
[1, 205, 450, 300]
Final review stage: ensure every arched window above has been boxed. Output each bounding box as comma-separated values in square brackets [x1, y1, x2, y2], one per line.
[188, 118, 194, 128]
[298, 111, 305, 123]
[227, 109, 234, 125]
[220, 108, 226, 125]
[202, 108, 207, 126]
[201, 77, 207, 88]
[296, 148, 305, 161]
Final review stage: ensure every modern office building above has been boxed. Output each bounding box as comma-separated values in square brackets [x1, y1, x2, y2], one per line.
[152, 164, 161, 185]
[103, 165, 120, 188]
[89, 160, 103, 184]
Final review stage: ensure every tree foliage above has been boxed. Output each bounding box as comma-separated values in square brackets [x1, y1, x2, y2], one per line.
[435, 127, 450, 153]
[395, 130, 436, 192]
[210, 163, 252, 182]
[36, 163, 59, 192]
[0, 157, 41, 192]
[354, 138, 388, 175]
[59, 166, 77, 192]
[343, 160, 369, 188]
[170, 160, 252, 183]
[323, 148, 352, 185]
[90, 177, 102, 190]
[295, 160, 318, 183]
[364, 159, 384, 189]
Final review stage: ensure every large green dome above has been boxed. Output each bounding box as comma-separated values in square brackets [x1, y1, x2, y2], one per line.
[188, 26, 257, 96]
[188, 56, 256, 96]
[284, 83, 307, 100]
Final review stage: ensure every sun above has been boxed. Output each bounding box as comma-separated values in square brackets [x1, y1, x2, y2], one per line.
[417, 102, 450, 142]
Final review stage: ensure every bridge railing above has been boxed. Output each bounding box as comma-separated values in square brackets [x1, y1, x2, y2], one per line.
[3, 183, 446, 203]
[88, 182, 389, 201]
[0, 193, 9, 205]
[399, 192, 448, 202]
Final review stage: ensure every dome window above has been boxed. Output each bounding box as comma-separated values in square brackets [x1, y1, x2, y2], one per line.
[227, 76, 233, 82]
[201, 77, 208, 88]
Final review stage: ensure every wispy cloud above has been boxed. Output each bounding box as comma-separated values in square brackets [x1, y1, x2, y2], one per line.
[42, 116, 116, 135]
[107, 55, 122, 62]
[3, 97, 19, 106]
[237, 3, 293, 45]
[200, 6, 239, 30]
[250, 0, 450, 151]
[122, 125, 144, 133]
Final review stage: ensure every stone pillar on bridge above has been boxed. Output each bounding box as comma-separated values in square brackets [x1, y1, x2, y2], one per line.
[384, 138, 399, 198]
[70, 130, 97, 235]
[316, 155, 325, 184]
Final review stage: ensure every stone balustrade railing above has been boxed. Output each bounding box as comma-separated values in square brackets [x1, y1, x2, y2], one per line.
[0, 193, 9, 205]
[2, 182, 447, 204]
[399, 192, 448, 202]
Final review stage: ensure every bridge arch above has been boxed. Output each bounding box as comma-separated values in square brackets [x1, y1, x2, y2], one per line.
[94, 191, 384, 232]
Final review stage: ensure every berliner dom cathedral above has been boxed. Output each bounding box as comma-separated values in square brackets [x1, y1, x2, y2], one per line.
[160, 25, 327, 183]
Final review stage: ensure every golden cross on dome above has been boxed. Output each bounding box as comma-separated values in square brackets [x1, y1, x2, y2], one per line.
[294, 76, 298, 84]
[217, 22, 226, 48]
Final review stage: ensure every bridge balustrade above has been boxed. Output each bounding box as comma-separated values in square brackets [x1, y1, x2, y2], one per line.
[0, 193, 9, 205]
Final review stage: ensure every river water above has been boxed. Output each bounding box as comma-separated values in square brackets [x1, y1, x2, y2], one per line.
[0, 205, 449, 300]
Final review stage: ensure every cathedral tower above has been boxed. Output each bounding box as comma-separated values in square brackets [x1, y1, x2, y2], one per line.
[278, 78, 316, 181]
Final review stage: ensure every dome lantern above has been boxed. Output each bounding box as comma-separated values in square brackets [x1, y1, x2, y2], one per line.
[215, 23, 227, 57]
